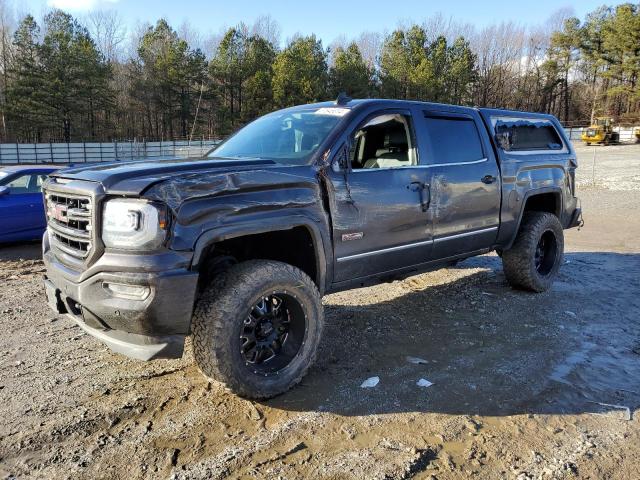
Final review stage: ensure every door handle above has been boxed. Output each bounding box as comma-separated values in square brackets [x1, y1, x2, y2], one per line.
[481, 175, 496, 184]
[407, 181, 430, 212]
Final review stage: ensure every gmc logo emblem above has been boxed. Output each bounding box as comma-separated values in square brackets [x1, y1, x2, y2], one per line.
[51, 204, 68, 223]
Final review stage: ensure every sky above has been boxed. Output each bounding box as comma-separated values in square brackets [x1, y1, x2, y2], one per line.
[21, 0, 608, 45]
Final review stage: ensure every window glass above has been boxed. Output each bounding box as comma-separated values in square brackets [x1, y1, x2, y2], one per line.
[493, 117, 564, 151]
[422, 115, 484, 164]
[36, 175, 47, 187]
[350, 113, 416, 169]
[7, 175, 29, 188]
[208, 107, 344, 165]
[4, 174, 44, 194]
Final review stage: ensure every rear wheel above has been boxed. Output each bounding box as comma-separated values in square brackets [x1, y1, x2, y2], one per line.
[502, 212, 564, 292]
[192, 260, 323, 399]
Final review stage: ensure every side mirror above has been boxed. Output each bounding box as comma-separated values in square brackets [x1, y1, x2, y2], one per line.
[0, 186, 8, 197]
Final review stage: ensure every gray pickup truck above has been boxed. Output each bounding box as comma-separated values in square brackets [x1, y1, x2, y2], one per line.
[42, 98, 582, 399]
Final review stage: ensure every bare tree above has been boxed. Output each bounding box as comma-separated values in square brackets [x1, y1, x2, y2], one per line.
[250, 14, 281, 47]
[178, 19, 203, 52]
[84, 9, 126, 62]
[471, 21, 528, 107]
[544, 7, 575, 35]
[356, 31, 382, 70]
[328, 34, 348, 67]
[203, 26, 229, 59]
[124, 20, 151, 60]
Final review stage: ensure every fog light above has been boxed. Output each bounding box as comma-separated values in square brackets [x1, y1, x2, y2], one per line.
[103, 282, 150, 300]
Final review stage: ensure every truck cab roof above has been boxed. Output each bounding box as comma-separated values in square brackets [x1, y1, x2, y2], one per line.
[284, 98, 559, 122]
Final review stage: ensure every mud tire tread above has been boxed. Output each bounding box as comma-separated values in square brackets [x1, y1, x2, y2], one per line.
[192, 260, 323, 399]
[502, 211, 564, 292]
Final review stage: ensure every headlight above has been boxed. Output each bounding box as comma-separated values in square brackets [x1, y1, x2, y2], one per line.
[102, 199, 168, 250]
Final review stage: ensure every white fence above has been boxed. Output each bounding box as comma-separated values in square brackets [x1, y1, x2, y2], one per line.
[0, 128, 638, 165]
[0, 139, 220, 165]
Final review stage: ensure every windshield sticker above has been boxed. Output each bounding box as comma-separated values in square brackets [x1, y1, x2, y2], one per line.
[315, 107, 350, 117]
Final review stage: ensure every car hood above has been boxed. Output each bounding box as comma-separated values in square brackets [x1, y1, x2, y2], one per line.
[51, 156, 277, 195]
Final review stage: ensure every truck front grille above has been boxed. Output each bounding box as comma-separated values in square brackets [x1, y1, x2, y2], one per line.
[45, 192, 93, 259]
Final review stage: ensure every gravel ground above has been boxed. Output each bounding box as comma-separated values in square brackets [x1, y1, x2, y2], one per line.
[1, 145, 639, 479]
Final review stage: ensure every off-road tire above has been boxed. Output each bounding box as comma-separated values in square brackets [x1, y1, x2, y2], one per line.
[502, 211, 564, 292]
[192, 260, 323, 399]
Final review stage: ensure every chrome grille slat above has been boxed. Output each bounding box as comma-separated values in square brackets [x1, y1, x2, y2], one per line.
[49, 220, 92, 240]
[45, 189, 94, 260]
[66, 208, 91, 219]
[51, 235, 92, 258]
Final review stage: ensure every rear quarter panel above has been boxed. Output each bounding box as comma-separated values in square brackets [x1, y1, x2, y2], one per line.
[478, 110, 578, 248]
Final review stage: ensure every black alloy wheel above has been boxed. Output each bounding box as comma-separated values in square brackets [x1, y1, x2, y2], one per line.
[534, 230, 559, 276]
[240, 293, 306, 374]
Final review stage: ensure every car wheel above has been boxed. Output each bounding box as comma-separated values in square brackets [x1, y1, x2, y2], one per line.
[192, 260, 323, 399]
[501, 212, 564, 292]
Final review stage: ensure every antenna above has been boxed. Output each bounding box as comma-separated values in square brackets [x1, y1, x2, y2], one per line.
[335, 92, 352, 106]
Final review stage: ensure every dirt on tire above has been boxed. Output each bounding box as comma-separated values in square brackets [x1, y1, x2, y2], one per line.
[192, 260, 323, 400]
[502, 211, 564, 292]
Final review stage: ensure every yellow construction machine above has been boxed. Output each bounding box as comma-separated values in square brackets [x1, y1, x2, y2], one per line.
[581, 117, 619, 145]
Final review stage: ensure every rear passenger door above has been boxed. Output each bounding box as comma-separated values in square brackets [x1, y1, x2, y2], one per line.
[417, 109, 501, 258]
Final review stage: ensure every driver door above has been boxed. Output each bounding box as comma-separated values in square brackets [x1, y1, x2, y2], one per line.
[327, 109, 433, 283]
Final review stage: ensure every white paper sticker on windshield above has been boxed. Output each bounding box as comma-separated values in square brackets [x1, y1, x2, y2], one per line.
[315, 107, 350, 117]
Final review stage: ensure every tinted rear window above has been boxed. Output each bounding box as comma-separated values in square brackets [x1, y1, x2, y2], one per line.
[494, 118, 564, 151]
[422, 115, 484, 164]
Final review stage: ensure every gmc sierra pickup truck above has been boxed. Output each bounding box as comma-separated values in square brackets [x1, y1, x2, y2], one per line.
[42, 98, 582, 399]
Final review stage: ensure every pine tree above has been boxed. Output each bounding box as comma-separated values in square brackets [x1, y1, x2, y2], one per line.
[5, 15, 47, 141]
[272, 35, 328, 107]
[135, 19, 206, 139]
[210, 27, 276, 133]
[602, 3, 640, 116]
[330, 42, 372, 98]
[379, 30, 411, 99]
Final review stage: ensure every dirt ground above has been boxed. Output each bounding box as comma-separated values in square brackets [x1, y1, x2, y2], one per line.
[1, 144, 639, 480]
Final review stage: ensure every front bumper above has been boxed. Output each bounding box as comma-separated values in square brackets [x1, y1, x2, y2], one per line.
[43, 238, 199, 360]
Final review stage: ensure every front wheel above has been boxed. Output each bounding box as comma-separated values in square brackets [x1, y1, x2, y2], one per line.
[501, 212, 564, 292]
[192, 260, 323, 399]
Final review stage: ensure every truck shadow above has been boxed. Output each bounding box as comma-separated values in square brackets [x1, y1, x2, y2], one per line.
[266, 251, 640, 419]
[0, 241, 42, 261]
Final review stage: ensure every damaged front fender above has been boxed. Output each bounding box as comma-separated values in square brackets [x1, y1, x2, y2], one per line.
[142, 165, 334, 290]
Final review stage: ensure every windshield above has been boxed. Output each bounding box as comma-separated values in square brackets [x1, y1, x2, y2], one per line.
[208, 107, 348, 165]
[0, 172, 10, 185]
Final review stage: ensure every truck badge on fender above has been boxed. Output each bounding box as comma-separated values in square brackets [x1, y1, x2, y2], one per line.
[342, 232, 363, 241]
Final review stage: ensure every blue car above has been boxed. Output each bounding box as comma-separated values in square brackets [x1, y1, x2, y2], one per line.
[0, 165, 58, 243]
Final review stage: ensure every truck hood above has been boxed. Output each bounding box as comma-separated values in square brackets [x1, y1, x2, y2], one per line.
[51, 156, 276, 195]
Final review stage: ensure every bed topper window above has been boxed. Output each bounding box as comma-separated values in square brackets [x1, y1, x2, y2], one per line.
[492, 116, 565, 152]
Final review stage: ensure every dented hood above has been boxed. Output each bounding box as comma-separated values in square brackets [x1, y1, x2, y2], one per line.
[51, 156, 276, 195]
